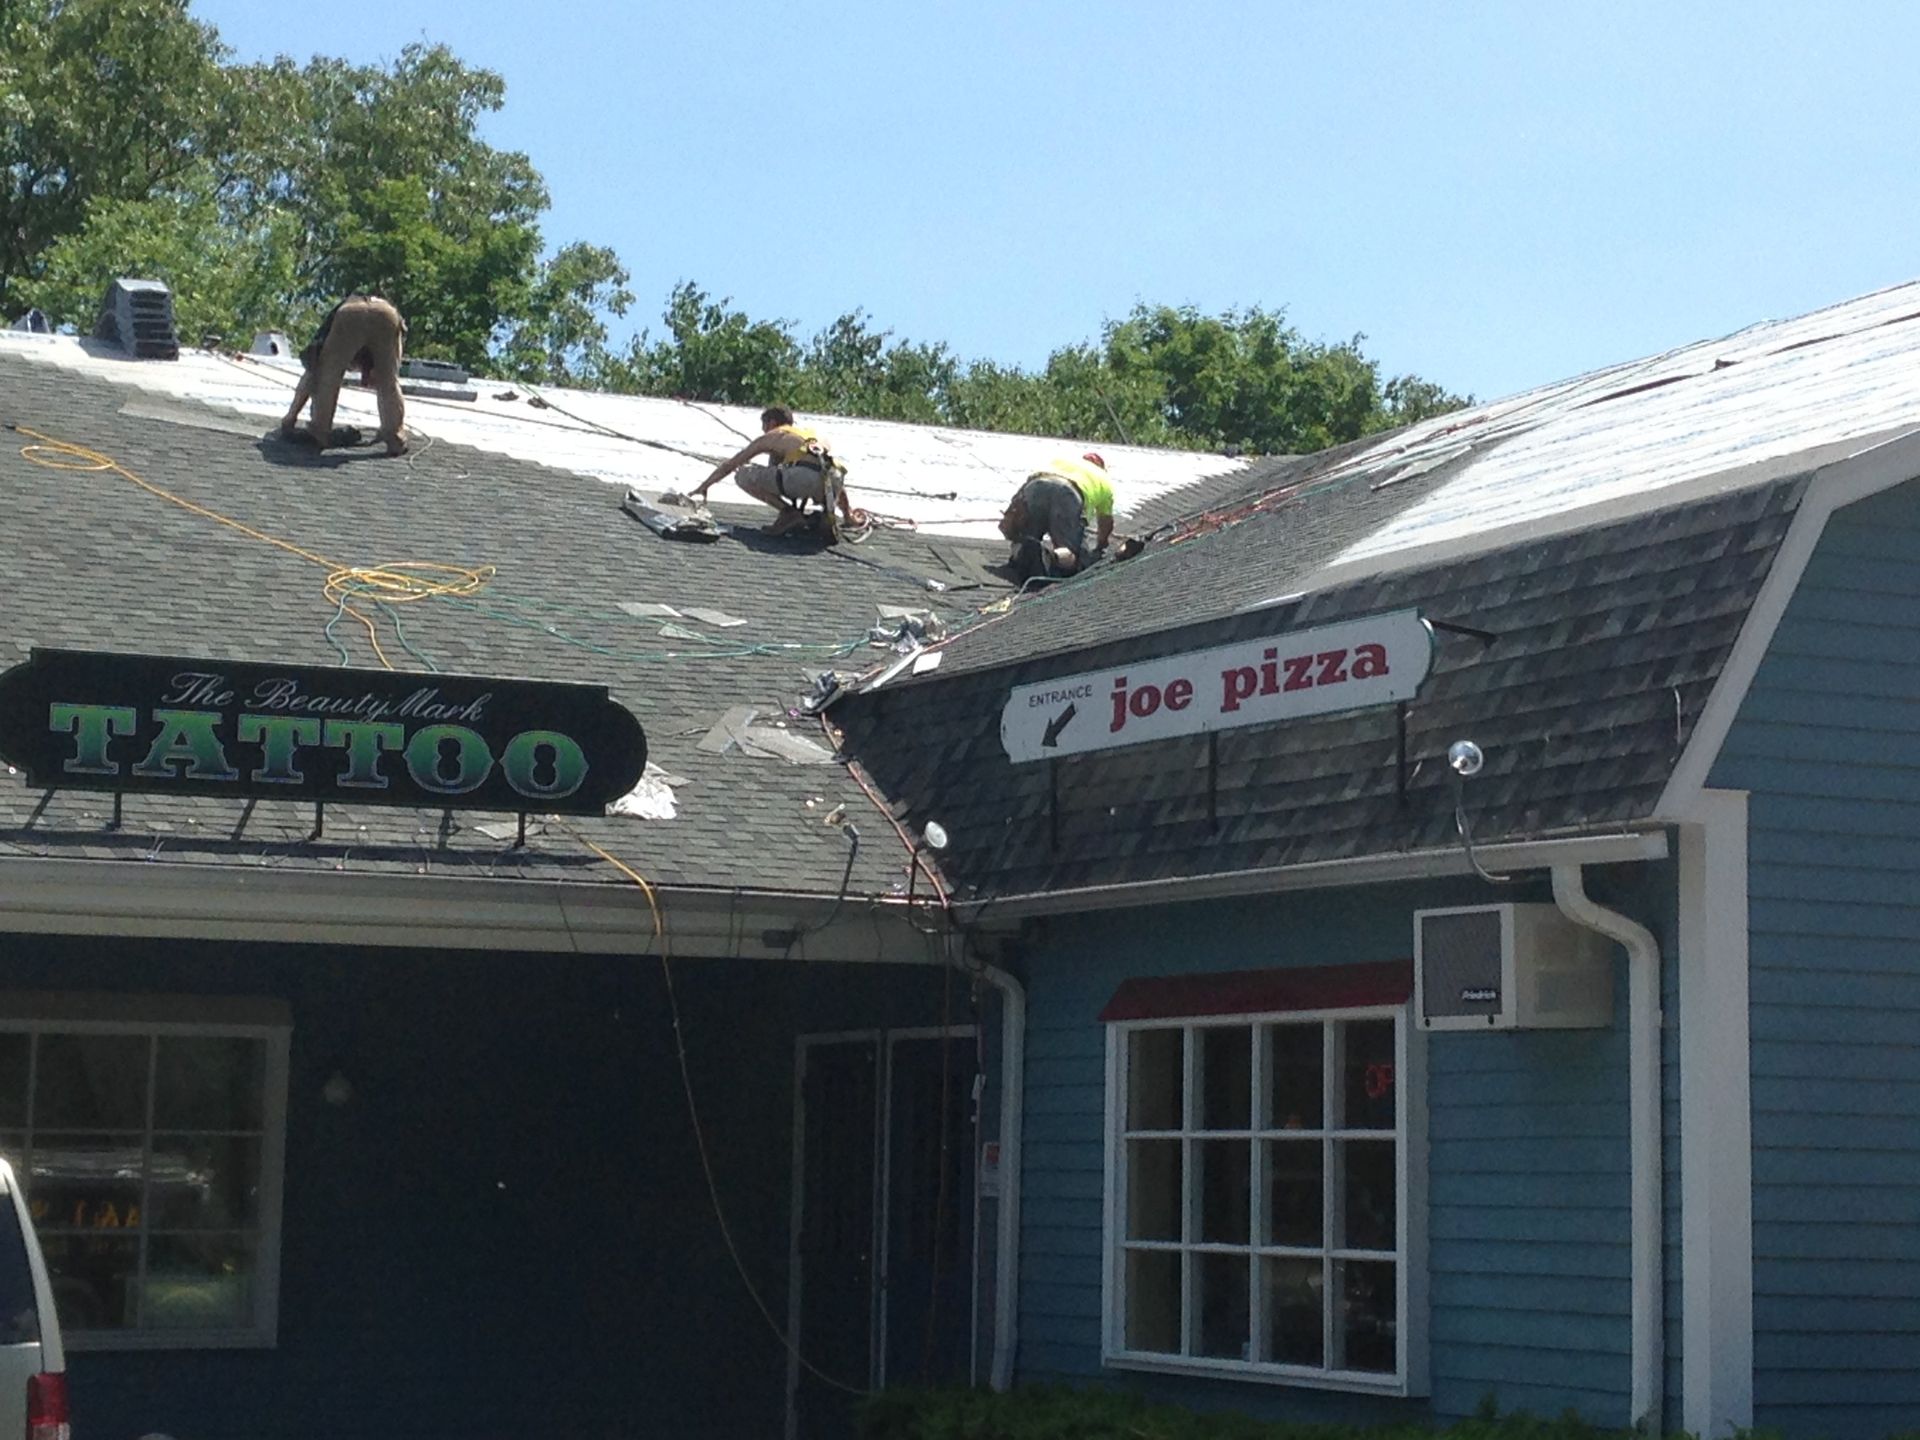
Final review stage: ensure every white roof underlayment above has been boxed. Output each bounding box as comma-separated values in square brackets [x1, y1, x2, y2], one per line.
[1294, 280, 1920, 589]
[0, 333, 1243, 539]
[13, 278, 1920, 566]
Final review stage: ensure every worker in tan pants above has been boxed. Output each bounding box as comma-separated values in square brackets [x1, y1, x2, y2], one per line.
[281, 295, 409, 456]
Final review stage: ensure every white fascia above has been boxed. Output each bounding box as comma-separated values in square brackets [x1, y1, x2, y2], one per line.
[0, 854, 943, 964]
[1677, 789, 1754, 1437]
[1656, 427, 1920, 820]
[963, 830, 1669, 920]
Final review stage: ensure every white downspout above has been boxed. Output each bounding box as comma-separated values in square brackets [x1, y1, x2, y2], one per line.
[975, 960, 1026, 1392]
[1552, 865, 1663, 1431]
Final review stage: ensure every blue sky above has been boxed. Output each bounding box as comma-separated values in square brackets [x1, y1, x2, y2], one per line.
[190, 0, 1920, 403]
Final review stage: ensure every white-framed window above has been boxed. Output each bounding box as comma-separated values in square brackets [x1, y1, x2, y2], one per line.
[0, 994, 289, 1349]
[1103, 1001, 1426, 1393]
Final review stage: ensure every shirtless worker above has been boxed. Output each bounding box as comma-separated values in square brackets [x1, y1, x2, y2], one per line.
[280, 294, 409, 456]
[689, 406, 860, 540]
[999, 452, 1115, 579]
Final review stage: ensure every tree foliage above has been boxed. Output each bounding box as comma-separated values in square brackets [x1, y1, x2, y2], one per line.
[598, 289, 1470, 455]
[0, 5, 1467, 453]
[0, 0, 234, 313]
[3, 6, 606, 370]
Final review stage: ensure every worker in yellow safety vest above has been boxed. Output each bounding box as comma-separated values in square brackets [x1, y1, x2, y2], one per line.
[999, 452, 1116, 578]
[690, 406, 861, 541]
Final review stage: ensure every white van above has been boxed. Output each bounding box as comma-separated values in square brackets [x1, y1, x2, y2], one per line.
[0, 1158, 68, 1440]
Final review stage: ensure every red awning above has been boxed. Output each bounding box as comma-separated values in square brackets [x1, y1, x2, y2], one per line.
[1098, 959, 1413, 1023]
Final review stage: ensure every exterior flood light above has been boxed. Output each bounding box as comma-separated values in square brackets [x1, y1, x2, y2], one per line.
[1447, 740, 1484, 777]
[921, 821, 950, 851]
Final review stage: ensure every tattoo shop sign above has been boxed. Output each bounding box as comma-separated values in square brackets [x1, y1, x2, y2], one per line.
[999, 610, 1432, 764]
[0, 648, 647, 815]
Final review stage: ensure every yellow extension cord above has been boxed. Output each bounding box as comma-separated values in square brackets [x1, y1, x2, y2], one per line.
[12, 423, 493, 672]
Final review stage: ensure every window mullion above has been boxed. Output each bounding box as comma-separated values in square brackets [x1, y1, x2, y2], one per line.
[1394, 1011, 1409, 1385]
[135, 1035, 157, 1331]
[1322, 1019, 1338, 1373]
[1180, 1026, 1197, 1358]
[1108, 1026, 1124, 1358]
[1249, 1024, 1267, 1366]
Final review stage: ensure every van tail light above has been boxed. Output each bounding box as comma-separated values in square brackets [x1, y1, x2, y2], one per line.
[26, 1371, 69, 1440]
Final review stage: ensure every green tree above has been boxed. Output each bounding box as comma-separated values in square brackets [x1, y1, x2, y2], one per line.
[329, 175, 539, 371]
[601, 282, 803, 403]
[498, 243, 634, 385]
[1381, 373, 1468, 429]
[0, 0, 232, 314]
[15, 166, 304, 346]
[1, 16, 626, 369]
[1103, 304, 1389, 454]
[0, 4, 1467, 443]
[794, 311, 956, 424]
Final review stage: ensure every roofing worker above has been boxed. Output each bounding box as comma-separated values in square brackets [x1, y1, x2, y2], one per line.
[690, 406, 859, 540]
[999, 451, 1115, 579]
[280, 295, 409, 457]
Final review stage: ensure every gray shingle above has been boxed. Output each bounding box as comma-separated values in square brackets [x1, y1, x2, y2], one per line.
[0, 352, 1012, 898]
[832, 479, 1806, 901]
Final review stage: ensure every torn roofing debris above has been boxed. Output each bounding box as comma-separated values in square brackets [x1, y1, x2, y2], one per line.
[4, 278, 1920, 905]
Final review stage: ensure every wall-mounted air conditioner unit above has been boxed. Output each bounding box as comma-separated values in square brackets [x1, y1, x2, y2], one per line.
[1413, 903, 1614, 1031]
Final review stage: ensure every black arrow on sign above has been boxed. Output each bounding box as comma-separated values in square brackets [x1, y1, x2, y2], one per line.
[1042, 703, 1078, 748]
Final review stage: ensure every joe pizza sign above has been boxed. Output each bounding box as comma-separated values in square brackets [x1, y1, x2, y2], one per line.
[999, 609, 1432, 764]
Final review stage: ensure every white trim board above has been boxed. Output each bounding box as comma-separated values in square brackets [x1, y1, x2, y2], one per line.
[965, 831, 1668, 921]
[1099, 1004, 1427, 1396]
[1677, 790, 1754, 1438]
[0, 856, 949, 963]
[1656, 428, 1920, 819]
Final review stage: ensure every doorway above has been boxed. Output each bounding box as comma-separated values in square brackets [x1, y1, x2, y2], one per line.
[786, 1028, 977, 1440]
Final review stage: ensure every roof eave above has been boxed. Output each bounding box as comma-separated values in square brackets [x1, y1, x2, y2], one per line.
[956, 827, 1671, 922]
[0, 854, 942, 964]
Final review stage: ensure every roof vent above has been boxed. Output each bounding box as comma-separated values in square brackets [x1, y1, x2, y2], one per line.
[397, 356, 476, 402]
[400, 357, 469, 385]
[93, 278, 179, 360]
[250, 330, 295, 359]
[9, 309, 53, 335]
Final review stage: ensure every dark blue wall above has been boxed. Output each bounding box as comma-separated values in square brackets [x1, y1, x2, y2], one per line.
[2, 933, 965, 1440]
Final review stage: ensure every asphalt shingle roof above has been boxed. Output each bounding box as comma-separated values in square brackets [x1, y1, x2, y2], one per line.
[0, 350, 1013, 898]
[833, 478, 1806, 901]
[10, 277, 1920, 908]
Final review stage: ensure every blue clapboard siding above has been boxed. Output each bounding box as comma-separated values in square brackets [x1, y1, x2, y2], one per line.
[1710, 477, 1920, 1440]
[0, 932, 963, 1440]
[1014, 872, 1668, 1426]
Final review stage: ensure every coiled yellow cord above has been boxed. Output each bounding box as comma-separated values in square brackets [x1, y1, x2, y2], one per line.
[13, 425, 493, 671]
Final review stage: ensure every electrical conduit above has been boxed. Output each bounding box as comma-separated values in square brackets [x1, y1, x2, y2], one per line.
[1551, 866, 1662, 1432]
